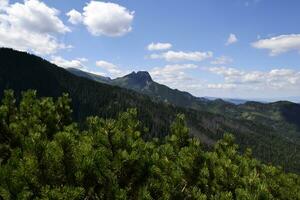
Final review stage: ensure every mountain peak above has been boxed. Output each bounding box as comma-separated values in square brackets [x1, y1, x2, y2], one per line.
[127, 71, 153, 82]
[113, 71, 153, 89]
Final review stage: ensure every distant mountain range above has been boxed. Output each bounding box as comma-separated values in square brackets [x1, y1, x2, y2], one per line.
[68, 67, 300, 143]
[204, 97, 248, 105]
[68, 67, 299, 105]
[68, 68, 251, 105]
[68, 68, 210, 109]
[211, 97, 300, 105]
[1, 48, 300, 173]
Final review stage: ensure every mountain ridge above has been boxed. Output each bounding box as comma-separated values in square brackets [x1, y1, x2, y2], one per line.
[68, 68, 300, 133]
[68, 68, 299, 105]
[68, 68, 217, 110]
[1, 47, 300, 173]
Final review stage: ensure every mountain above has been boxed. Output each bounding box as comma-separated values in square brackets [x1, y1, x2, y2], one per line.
[114, 71, 153, 89]
[68, 69, 212, 111]
[69, 68, 300, 138]
[204, 97, 249, 105]
[1, 48, 300, 173]
[1, 93, 299, 199]
[67, 67, 112, 84]
[205, 96, 300, 104]
[219, 98, 248, 105]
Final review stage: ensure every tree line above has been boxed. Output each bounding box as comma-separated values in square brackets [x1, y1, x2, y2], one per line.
[0, 90, 299, 199]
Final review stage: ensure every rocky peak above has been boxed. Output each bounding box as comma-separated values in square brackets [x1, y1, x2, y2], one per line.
[126, 71, 153, 82]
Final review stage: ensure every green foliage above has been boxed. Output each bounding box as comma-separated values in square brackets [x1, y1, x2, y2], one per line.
[1, 48, 300, 173]
[70, 58, 300, 174]
[0, 90, 299, 200]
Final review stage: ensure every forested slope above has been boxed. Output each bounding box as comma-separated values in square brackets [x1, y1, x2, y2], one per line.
[69, 66, 300, 146]
[0, 92, 299, 199]
[0, 48, 299, 173]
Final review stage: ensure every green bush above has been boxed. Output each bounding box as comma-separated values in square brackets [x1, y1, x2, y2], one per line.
[0, 90, 299, 199]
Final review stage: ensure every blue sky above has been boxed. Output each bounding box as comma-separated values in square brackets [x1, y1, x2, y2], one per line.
[1, 0, 300, 100]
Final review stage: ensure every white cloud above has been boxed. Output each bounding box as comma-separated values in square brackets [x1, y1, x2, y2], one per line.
[150, 64, 200, 91]
[51, 56, 87, 69]
[145, 64, 300, 99]
[51, 56, 106, 76]
[252, 34, 300, 56]
[0, 0, 8, 10]
[151, 64, 197, 75]
[226, 33, 238, 45]
[82, 1, 134, 37]
[205, 66, 300, 90]
[0, 28, 70, 55]
[150, 50, 213, 62]
[147, 42, 172, 51]
[96, 60, 117, 70]
[211, 56, 233, 65]
[6, 0, 69, 34]
[66, 9, 82, 25]
[208, 66, 243, 77]
[207, 83, 236, 89]
[96, 60, 125, 77]
[0, 0, 70, 55]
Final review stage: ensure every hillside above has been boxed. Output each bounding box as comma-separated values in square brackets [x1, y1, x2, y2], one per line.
[0, 93, 299, 199]
[68, 69, 210, 110]
[0, 48, 300, 173]
[67, 68, 112, 84]
[69, 67, 300, 144]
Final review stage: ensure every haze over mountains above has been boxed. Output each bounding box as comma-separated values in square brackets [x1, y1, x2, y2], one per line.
[1, 48, 300, 173]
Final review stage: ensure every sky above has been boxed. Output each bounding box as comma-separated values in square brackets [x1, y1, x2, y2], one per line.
[0, 0, 300, 101]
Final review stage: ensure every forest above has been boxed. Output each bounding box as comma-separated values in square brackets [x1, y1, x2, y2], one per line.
[1, 48, 299, 173]
[0, 90, 299, 200]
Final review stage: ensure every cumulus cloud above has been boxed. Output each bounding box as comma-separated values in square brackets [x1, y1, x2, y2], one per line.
[96, 60, 117, 70]
[252, 34, 300, 56]
[96, 60, 126, 77]
[211, 56, 233, 65]
[147, 42, 172, 51]
[149, 64, 200, 91]
[208, 66, 243, 78]
[207, 83, 236, 89]
[66, 9, 82, 25]
[146, 63, 300, 99]
[205, 66, 300, 90]
[51, 56, 87, 69]
[147, 64, 299, 99]
[0, 0, 8, 10]
[6, 0, 70, 34]
[226, 33, 238, 45]
[51, 56, 106, 76]
[81, 1, 134, 37]
[0, 27, 70, 55]
[151, 64, 197, 75]
[0, 0, 70, 55]
[150, 50, 213, 62]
